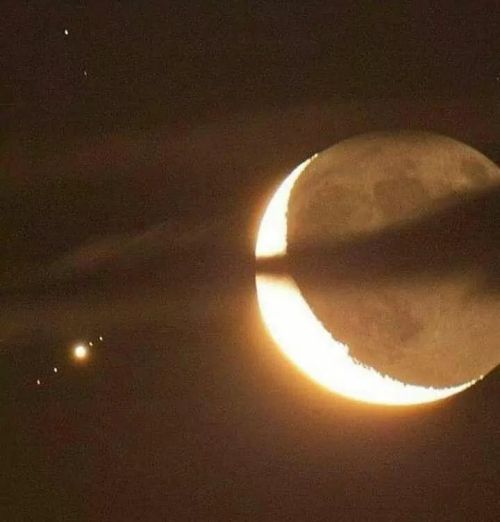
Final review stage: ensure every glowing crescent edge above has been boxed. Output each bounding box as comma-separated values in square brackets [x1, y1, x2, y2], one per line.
[255, 156, 479, 405]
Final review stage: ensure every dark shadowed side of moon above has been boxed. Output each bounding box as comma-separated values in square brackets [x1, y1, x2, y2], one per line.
[286, 132, 500, 388]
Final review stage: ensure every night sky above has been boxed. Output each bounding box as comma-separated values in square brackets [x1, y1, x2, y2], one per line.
[2, 2, 499, 520]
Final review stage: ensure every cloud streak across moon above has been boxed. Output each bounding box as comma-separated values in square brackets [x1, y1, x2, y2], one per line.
[255, 154, 478, 405]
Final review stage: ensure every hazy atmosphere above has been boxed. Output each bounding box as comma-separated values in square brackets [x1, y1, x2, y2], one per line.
[2, 2, 499, 520]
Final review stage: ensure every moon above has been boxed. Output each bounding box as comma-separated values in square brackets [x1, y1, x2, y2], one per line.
[255, 132, 500, 405]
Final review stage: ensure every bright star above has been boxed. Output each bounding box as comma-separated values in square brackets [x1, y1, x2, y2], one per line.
[73, 344, 89, 361]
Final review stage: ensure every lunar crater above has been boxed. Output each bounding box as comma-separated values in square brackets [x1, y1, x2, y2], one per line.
[373, 176, 430, 220]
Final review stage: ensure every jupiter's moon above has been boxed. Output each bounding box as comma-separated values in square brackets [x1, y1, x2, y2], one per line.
[255, 132, 500, 405]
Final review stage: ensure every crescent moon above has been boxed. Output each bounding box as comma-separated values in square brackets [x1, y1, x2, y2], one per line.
[255, 156, 478, 405]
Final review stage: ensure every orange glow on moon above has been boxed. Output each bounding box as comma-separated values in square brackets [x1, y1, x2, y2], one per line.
[255, 155, 478, 405]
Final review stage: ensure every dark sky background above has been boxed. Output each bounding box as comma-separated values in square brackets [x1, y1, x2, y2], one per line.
[1, 2, 499, 520]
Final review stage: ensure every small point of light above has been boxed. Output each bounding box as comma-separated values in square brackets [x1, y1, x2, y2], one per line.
[64, 29, 69, 35]
[36, 379, 41, 385]
[53, 367, 58, 373]
[89, 341, 93, 346]
[73, 344, 89, 361]
[99, 336, 103, 341]
[83, 70, 88, 77]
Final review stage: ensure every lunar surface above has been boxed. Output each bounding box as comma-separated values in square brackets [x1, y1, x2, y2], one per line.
[255, 154, 473, 405]
[285, 132, 500, 388]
